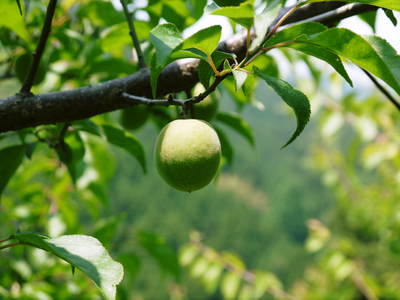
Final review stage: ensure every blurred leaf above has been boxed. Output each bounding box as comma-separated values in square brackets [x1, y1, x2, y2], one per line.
[253, 271, 282, 298]
[101, 125, 146, 173]
[73, 120, 101, 136]
[92, 215, 124, 248]
[215, 126, 234, 165]
[212, 1, 254, 28]
[216, 112, 255, 146]
[232, 69, 248, 91]
[190, 256, 210, 278]
[187, 0, 207, 18]
[202, 262, 224, 293]
[12, 233, 124, 300]
[15, 0, 22, 16]
[214, 0, 247, 6]
[359, 10, 377, 31]
[250, 1, 281, 51]
[0, 0, 30, 42]
[137, 231, 181, 281]
[117, 253, 141, 282]
[221, 272, 241, 300]
[0, 144, 25, 196]
[80, 1, 124, 27]
[255, 67, 311, 147]
[179, 244, 199, 266]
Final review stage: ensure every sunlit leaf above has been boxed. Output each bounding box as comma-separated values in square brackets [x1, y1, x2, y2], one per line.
[211, 1, 254, 28]
[12, 233, 123, 300]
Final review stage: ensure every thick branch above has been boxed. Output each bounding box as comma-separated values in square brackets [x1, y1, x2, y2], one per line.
[0, 3, 376, 133]
[20, 0, 58, 95]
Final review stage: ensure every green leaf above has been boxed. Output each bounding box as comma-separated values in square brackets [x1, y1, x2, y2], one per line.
[265, 21, 328, 47]
[287, 43, 353, 86]
[137, 232, 181, 280]
[12, 233, 123, 300]
[102, 125, 146, 173]
[250, 1, 282, 51]
[383, 9, 397, 25]
[216, 112, 255, 146]
[364, 35, 400, 84]
[180, 25, 222, 58]
[221, 272, 241, 299]
[254, 67, 311, 147]
[232, 69, 248, 91]
[149, 23, 182, 96]
[214, 127, 234, 165]
[0, 0, 30, 42]
[0, 145, 25, 196]
[198, 51, 236, 88]
[150, 23, 182, 66]
[305, 0, 400, 11]
[211, 1, 254, 28]
[15, 0, 22, 15]
[302, 28, 400, 95]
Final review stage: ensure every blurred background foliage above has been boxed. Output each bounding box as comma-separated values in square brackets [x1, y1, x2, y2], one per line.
[1, 0, 399, 299]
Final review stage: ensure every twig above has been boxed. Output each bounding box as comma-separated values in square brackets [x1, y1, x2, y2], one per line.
[362, 69, 400, 111]
[122, 74, 228, 107]
[19, 0, 58, 95]
[0, 237, 12, 243]
[0, 242, 21, 250]
[120, 0, 146, 69]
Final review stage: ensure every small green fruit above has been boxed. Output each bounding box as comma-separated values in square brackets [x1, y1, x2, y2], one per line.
[120, 105, 149, 130]
[155, 119, 221, 192]
[192, 84, 218, 121]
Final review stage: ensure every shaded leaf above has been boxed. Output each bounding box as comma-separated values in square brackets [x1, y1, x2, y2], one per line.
[306, 0, 400, 11]
[12, 233, 123, 300]
[216, 112, 255, 146]
[198, 51, 236, 88]
[383, 9, 397, 25]
[101, 125, 146, 173]
[255, 67, 311, 147]
[0, 145, 25, 196]
[214, 127, 234, 165]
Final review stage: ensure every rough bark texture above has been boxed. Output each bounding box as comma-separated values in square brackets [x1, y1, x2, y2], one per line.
[0, 3, 376, 133]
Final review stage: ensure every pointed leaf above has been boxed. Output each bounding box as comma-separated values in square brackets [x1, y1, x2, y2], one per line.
[12, 233, 123, 300]
[383, 9, 397, 25]
[102, 125, 146, 173]
[0, 0, 30, 41]
[221, 272, 241, 299]
[150, 23, 182, 66]
[250, 1, 282, 51]
[232, 69, 248, 91]
[254, 67, 311, 147]
[301, 28, 400, 95]
[216, 112, 255, 146]
[287, 43, 353, 86]
[180, 25, 222, 58]
[0, 145, 25, 196]
[211, 1, 254, 28]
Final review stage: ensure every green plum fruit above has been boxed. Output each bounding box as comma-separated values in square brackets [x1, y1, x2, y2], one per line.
[120, 105, 149, 130]
[155, 119, 221, 192]
[192, 84, 219, 121]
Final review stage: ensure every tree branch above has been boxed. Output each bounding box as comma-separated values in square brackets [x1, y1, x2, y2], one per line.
[120, 0, 146, 69]
[0, 3, 377, 133]
[20, 0, 58, 95]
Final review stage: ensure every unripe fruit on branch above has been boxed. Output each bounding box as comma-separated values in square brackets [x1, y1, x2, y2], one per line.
[155, 119, 221, 192]
[120, 105, 149, 130]
[192, 84, 219, 121]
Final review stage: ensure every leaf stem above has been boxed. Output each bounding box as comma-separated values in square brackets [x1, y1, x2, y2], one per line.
[120, 0, 146, 69]
[19, 0, 58, 95]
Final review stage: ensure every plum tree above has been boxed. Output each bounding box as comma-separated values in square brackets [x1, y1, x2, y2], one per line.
[155, 119, 221, 192]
